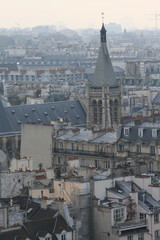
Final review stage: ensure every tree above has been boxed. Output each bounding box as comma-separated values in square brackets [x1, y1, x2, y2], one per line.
[8, 94, 22, 106]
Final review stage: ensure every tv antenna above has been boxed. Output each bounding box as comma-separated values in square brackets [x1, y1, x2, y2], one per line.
[145, 12, 160, 31]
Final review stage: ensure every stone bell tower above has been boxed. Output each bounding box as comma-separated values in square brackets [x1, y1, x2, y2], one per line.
[87, 23, 122, 129]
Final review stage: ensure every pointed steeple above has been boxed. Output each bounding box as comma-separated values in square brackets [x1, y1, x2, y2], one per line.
[100, 23, 106, 43]
[91, 24, 117, 88]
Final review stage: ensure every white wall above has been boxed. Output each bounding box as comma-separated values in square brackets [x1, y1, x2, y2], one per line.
[21, 124, 53, 169]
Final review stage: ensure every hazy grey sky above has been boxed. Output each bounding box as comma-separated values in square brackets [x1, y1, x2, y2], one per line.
[1, 0, 160, 30]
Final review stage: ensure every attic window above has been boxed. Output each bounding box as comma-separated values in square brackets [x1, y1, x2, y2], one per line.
[152, 129, 157, 138]
[32, 108, 36, 112]
[70, 105, 74, 108]
[64, 110, 67, 113]
[138, 128, 144, 137]
[11, 110, 15, 114]
[44, 112, 48, 116]
[61, 234, 66, 240]
[25, 114, 28, 118]
[17, 121, 21, 124]
[51, 106, 55, 110]
[76, 115, 80, 118]
[124, 127, 129, 136]
[38, 119, 41, 122]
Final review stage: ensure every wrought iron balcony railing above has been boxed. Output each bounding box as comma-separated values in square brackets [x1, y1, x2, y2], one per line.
[53, 148, 115, 158]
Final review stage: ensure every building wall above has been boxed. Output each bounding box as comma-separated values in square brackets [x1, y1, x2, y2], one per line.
[93, 206, 115, 240]
[0, 172, 34, 198]
[21, 124, 53, 169]
[29, 188, 54, 199]
[52, 179, 90, 202]
[10, 157, 33, 171]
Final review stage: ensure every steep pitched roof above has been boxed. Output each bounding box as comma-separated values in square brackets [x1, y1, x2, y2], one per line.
[0, 99, 86, 135]
[0, 99, 12, 134]
[91, 24, 117, 88]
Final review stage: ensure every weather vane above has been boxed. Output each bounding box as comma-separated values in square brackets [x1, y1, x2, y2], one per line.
[101, 12, 104, 24]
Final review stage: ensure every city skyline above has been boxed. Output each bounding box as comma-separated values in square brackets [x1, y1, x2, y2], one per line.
[1, 0, 160, 31]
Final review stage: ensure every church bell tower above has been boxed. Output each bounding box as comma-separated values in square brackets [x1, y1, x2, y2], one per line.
[87, 23, 122, 129]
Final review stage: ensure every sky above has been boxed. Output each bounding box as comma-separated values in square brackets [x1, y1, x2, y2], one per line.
[1, 0, 160, 30]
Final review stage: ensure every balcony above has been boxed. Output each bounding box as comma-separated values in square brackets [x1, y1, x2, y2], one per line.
[53, 148, 115, 158]
[116, 151, 129, 158]
[113, 218, 147, 232]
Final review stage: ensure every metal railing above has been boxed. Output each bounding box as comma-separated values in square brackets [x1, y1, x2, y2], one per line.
[114, 218, 147, 231]
[53, 148, 115, 158]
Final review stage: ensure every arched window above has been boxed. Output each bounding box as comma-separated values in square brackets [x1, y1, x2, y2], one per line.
[92, 100, 97, 124]
[6, 138, 13, 158]
[110, 100, 113, 124]
[98, 100, 102, 124]
[92, 100, 97, 107]
[114, 99, 119, 123]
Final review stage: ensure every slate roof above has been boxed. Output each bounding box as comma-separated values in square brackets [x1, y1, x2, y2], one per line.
[0, 63, 18, 71]
[152, 92, 160, 104]
[0, 99, 12, 134]
[120, 121, 160, 143]
[0, 209, 72, 240]
[56, 128, 118, 144]
[24, 214, 72, 239]
[91, 132, 117, 144]
[115, 180, 160, 214]
[130, 105, 149, 114]
[0, 99, 86, 135]
[91, 25, 117, 88]
[0, 228, 29, 240]
[29, 207, 57, 220]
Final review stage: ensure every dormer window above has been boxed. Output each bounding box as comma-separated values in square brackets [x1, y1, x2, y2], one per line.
[138, 128, 144, 137]
[124, 127, 129, 136]
[61, 234, 66, 240]
[152, 129, 157, 138]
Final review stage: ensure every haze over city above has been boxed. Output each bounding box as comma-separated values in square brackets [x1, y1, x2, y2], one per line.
[1, 0, 160, 30]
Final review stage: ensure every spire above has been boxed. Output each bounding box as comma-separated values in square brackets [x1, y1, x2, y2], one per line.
[100, 13, 106, 42]
[100, 23, 106, 43]
[91, 20, 117, 88]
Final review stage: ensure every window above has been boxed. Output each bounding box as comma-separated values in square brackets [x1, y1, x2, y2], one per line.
[105, 161, 110, 169]
[148, 162, 153, 172]
[45, 238, 51, 240]
[82, 144, 86, 151]
[58, 157, 61, 164]
[138, 233, 144, 240]
[151, 146, 155, 155]
[127, 236, 133, 240]
[140, 213, 146, 219]
[137, 145, 141, 154]
[113, 208, 124, 222]
[59, 142, 63, 150]
[71, 143, 74, 151]
[154, 230, 160, 239]
[138, 128, 144, 137]
[152, 129, 158, 138]
[95, 145, 99, 152]
[124, 127, 129, 136]
[154, 213, 159, 223]
[119, 144, 124, 152]
[61, 234, 66, 240]
[95, 160, 99, 168]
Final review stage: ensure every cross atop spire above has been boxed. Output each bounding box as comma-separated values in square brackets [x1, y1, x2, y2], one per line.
[101, 12, 104, 24]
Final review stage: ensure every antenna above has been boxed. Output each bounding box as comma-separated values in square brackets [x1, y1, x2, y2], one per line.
[101, 12, 104, 24]
[145, 12, 160, 32]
